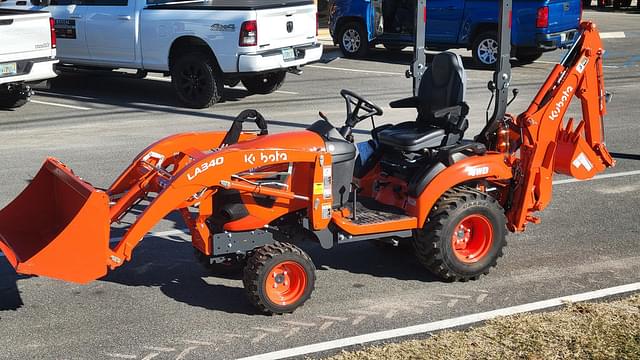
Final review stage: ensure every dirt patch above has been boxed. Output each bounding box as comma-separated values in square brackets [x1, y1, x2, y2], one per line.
[325, 294, 640, 360]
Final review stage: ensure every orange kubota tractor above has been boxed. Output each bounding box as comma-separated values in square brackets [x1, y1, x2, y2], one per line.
[0, 0, 615, 314]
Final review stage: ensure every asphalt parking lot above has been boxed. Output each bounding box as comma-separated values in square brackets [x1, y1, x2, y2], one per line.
[0, 9, 639, 360]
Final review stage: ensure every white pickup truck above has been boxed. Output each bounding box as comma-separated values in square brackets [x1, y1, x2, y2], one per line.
[0, 9, 58, 109]
[1, 0, 322, 108]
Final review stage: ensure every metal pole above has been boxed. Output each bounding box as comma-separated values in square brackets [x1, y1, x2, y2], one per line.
[412, 0, 427, 96]
[477, 0, 512, 143]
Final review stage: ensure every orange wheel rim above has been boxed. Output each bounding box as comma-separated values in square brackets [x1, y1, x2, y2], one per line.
[451, 214, 493, 264]
[264, 261, 307, 306]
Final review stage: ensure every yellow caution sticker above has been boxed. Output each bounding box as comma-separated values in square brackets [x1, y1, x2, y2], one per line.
[313, 182, 324, 195]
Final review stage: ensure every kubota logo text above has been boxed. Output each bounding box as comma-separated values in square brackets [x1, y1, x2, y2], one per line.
[549, 86, 574, 121]
[244, 150, 288, 165]
[187, 157, 224, 181]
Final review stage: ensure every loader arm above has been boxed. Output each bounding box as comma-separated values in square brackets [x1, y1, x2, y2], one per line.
[507, 21, 615, 232]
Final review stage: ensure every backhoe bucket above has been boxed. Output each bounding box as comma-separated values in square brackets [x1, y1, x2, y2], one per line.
[0, 158, 110, 284]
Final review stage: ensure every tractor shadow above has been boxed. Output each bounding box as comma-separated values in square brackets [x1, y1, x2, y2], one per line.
[103, 209, 439, 315]
[0, 261, 28, 311]
[307, 240, 440, 283]
[42, 71, 257, 107]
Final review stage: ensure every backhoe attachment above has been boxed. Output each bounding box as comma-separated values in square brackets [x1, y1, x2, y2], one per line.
[508, 21, 615, 231]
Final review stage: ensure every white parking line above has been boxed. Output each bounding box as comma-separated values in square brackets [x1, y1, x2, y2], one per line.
[552, 169, 640, 185]
[600, 31, 626, 39]
[30, 100, 91, 111]
[534, 60, 619, 69]
[307, 64, 405, 76]
[145, 77, 299, 95]
[0, 169, 638, 259]
[238, 282, 640, 360]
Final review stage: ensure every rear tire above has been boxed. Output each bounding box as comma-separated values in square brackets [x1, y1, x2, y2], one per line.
[0, 87, 30, 109]
[338, 21, 369, 58]
[171, 52, 223, 109]
[414, 186, 507, 281]
[241, 71, 286, 95]
[243, 242, 315, 314]
[472, 31, 499, 68]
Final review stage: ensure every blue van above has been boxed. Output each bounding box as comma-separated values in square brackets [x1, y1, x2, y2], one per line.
[329, 0, 582, 66]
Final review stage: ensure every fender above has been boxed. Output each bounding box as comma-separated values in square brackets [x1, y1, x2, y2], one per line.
[410, 153, 513, 226]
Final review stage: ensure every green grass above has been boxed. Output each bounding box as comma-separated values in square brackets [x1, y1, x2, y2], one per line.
[325, 294, 640, 360]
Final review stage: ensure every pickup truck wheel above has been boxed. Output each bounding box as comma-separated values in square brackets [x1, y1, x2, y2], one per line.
[171, 53, 223, 108]
[472, 31, 499, 68]
[0, 87, 30, 109]
[516, 50, 543, 64]
[414, 186, 507, 282]
[241, 71, 287, 95]
[338, 21, 368, 58]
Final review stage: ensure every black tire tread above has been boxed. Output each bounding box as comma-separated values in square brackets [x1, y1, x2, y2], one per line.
[243, 241, 315, 315]
[414, 186, 507, 282]
[171, 52, 223, 108]
[0, 92, 28, 109]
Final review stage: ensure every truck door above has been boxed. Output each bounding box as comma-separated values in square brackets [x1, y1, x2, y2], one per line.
[48, 0, 90, 60]
[83, 0, 137, 65]
[426, 0, 464, 44]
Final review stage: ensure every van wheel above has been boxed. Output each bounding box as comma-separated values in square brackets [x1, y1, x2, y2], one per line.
[241, 71, 286, 95]
[472, 31, 499, 68]
[338, 21, 369, 58]
[171, 52, 223, 108]
[243, 242, 315, 314]
[414, 186, 507, 281]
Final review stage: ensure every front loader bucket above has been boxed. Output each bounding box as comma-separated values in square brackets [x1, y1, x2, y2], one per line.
[0, 158, 110, 284]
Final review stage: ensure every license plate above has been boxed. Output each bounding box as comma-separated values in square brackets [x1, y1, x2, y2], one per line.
[0, 62, 17, 76]
[282, 48, 295, 61]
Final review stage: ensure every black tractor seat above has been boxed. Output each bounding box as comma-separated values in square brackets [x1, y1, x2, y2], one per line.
[377, 51, 469, 152]
[376, 122, 445, 152]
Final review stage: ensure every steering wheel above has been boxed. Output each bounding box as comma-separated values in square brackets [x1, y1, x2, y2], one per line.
[341, 89, 383, 126]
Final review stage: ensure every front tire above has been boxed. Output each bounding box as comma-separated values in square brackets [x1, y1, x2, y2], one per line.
[414, 186, 507, 281]
[472, 31, 499, 68]
[243, 242, 315, 314]
[338, 21, 369, 58]
[171, 52, 223, 109]
[241, 71, 286, 95]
